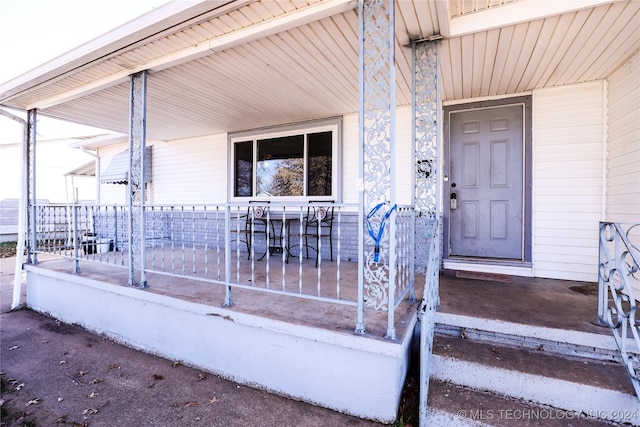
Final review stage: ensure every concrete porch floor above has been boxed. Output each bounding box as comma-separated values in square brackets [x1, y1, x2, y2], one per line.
[17, 254, 614, 339]
[437, 269, 610, 336]
[25, 253, 420, 341]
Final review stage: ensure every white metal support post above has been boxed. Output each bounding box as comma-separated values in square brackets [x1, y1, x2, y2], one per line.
[27, 109, 38, 265]
[358, 0, 398, 339]
[0, 109, 28, 309]
[128, 71, 148, 287]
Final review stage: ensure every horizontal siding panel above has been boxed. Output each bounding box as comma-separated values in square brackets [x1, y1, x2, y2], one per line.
[538, 114, 602, 134]
[534, 236, 599, 250]
[535, 159, 602, 171]
[535, 203, 601, 214]
[606, 52, 640, 223]
[533, 194, 601, 205]
[534, 123, 603, 138]
[534, 144, 601, 157]
[601, 203, 640, 216]
[153, 134, 227, 205]
[606, 193, 640, 206]
[536, 251, 598, 264]
[607, 120, 639, 143]
[607, 148, 640, 169]
[533, 82, 604, 282]
[534, 265, 596, 282]
[534, 211, 601, 222]
[535, 227, 596, 239]
[607, 171, 640, 187]
[395, 107, 413, 206]
[534, 177, 602, 188]
[533, 220, 597, 231]
[342, 113, 359, 205]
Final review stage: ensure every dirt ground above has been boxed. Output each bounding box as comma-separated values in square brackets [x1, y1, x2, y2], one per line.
[0, 253, 417, 426]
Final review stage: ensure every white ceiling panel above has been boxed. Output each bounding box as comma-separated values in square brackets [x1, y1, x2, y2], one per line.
[0, 0, 637, 141]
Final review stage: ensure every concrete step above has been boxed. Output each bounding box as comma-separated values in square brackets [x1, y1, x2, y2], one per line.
[430, 334, 640, 425]
[435, 312, 635, 361]
[425, 379, 627, 426]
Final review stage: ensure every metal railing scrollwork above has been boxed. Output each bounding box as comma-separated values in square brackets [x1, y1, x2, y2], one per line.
[597, 221, 640, 399]
[418, 219, 440, 425]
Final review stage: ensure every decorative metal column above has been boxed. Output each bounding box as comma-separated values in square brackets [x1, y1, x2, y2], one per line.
[412, 41, 441, 272]
[413, 39, 441, 427]
[357, 0, 397, 339]
[26, 109, 38, 264]
[128, 71, 148, 287]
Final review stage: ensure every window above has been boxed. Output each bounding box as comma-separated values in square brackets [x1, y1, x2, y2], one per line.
[230, 120, 340, 200]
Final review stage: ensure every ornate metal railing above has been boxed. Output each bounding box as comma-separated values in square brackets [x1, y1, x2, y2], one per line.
[31, 201, 420, 337]
[418, 219, 440, 425]
[34, 201, 424, 329]
[393, 205, 416, 308]
[598, 221, 640, 399]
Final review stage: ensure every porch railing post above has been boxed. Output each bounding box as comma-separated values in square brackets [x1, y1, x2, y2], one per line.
[73, 205, 79, 273]
[596, 221, 608, 326]
[224, 204, 233, 306]
[355, 0, 366, 335]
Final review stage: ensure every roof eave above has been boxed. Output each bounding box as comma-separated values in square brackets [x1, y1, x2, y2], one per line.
[0, 0, 241, 104]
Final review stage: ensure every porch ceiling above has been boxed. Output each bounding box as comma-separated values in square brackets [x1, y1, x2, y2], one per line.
[0, 0, 637, 141]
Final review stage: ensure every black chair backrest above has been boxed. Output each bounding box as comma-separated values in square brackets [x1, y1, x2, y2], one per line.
[307, 201, 334, 226]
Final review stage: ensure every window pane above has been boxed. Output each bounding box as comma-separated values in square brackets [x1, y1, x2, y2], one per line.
[234, 140, 253, 197]
[307, 131, 332, 196]
[257, 135, 304, 197]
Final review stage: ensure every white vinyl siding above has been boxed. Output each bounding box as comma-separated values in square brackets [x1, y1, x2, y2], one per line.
[153, 134, 227, 205]
[532, 81, 605, 282]
[98, 134, 227, 206]
[342, 113, 359, 205]
[97, 112, 413, 206]
[606, 52, 640, 299]
[395, 106, 413, 206]
[606, 51, 640, 223]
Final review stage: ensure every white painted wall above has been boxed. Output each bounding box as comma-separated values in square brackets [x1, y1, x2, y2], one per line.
[152, 134, 227, 205]
[532, 81, 605, 282]
[606, 52, 640, 298]
[606, 52, 640, 224]
[98, 112, 414, 207]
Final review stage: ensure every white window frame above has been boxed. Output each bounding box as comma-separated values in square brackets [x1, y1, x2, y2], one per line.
[228, 118, 342, 202]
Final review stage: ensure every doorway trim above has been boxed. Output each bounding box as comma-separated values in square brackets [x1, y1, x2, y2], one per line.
[442, 96, 532, 271]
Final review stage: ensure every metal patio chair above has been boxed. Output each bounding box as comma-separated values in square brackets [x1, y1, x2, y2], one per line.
[231, 202, 271, 260]
[287, 201, 334, 268]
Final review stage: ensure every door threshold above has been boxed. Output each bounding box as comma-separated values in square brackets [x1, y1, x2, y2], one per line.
[443, 258, 533, 277]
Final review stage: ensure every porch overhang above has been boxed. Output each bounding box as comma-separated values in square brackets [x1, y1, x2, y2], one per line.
[0, 0, 637, 142]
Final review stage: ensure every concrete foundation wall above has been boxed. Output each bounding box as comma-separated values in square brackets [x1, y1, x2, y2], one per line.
[25, 266, 411, 422]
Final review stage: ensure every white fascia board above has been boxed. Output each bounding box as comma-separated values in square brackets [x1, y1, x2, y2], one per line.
[26, 0, 358, 111]
[445, 0, 624, 38]
[0, 0, 234, 102]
